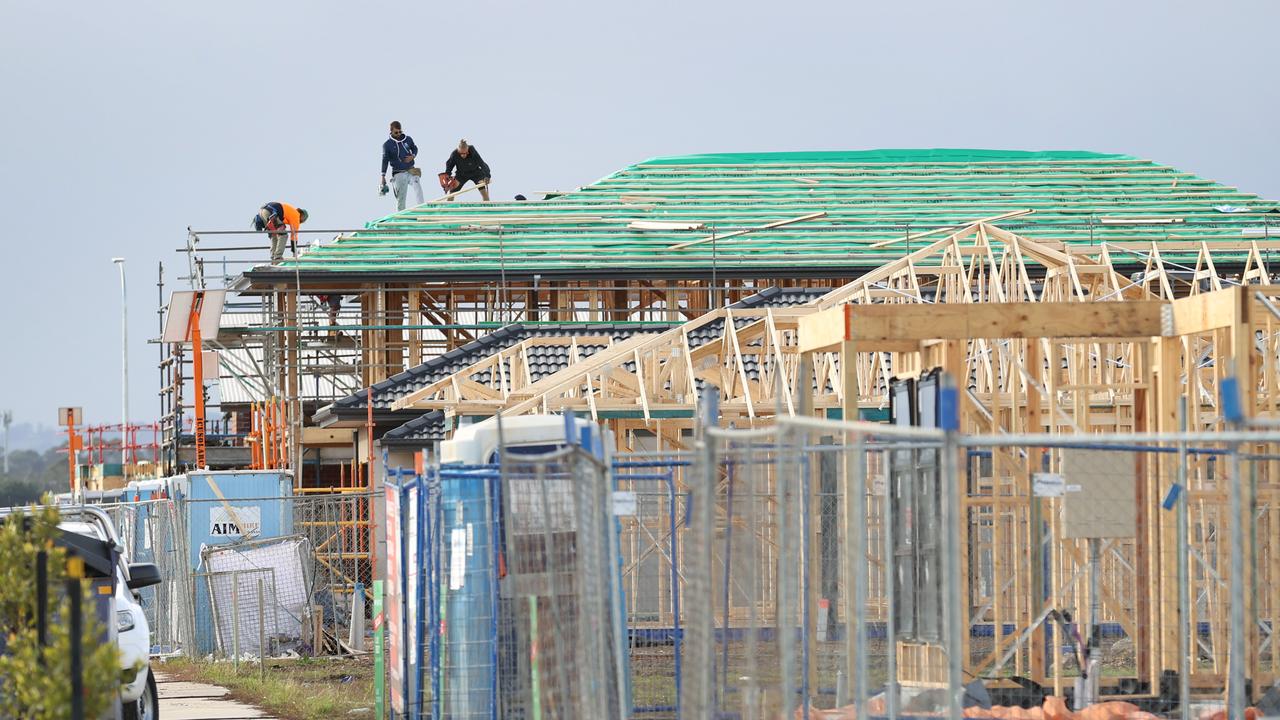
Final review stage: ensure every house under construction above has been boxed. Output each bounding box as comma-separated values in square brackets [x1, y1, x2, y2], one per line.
[160, 148, 1280, 700]
[166, 149, 1280, 470]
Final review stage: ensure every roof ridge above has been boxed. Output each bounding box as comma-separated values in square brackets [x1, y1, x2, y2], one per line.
[637, 149, 1136, 166]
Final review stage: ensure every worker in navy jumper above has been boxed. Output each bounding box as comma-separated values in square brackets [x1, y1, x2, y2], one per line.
[380, 121, 423, 210]
[443, 139, 492, 201]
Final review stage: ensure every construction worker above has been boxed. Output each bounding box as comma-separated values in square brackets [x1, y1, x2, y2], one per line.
[316, 294, 343, 338]
[381, 121, 423, 210]
[443, 139, 491, 201]
[252, 202, 308, 263]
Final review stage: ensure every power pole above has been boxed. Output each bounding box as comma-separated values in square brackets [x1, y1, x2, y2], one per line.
[2, 411, 10, 475]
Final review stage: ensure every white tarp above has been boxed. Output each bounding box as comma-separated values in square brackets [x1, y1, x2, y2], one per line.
[203, 535, 311, 656]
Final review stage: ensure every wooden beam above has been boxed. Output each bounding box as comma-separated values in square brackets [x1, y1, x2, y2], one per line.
[628, 220, 706, 231]
[798, 306, 848, 354]
[668, 211, 827, 251]
[801, 301, 1172, 353]
[1171, 286, 1249, 334]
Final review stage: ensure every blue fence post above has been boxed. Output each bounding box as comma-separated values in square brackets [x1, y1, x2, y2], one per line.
[429, 468, 443, 720]
[399, 470, 412, 719]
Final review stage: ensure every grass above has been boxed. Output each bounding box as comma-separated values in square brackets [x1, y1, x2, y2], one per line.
[159, 655, 375, 720]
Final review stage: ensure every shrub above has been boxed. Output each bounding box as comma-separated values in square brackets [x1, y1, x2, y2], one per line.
[0, 502, 124, 719]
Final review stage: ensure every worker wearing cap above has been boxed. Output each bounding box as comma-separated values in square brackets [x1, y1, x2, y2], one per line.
[443, 139, 492, 201]
[252, 202, 308, 263]
[381, 121, 423, 210]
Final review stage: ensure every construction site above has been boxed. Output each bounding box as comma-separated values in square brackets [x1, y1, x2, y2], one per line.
[57, 148, 1280, 719]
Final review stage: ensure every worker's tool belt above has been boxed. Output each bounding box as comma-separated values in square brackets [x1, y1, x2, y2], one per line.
[408, 167, 422, 177]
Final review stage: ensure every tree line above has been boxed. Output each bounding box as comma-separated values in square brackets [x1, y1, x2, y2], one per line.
[0, 447, 73, 506]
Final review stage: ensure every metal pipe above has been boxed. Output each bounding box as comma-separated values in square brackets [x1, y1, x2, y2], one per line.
[187, 228, 392, 237]
[233, 571, 240, 672]
[1255, 290, 1280, 321]
[113, 258, 129, 471]
[239, 321, 681, 332]
[850, 434, 869, 716]
[777, 422, 797, 719]
[1177, 398, 1191, 720]
[179, 219, 1280, 237]
[724, 415, 946, 441]
[259, 577, 266, 680]
[942, 408, 963, 720]
[1227, 439, 1246, 719]
[884, 445, 898, 720]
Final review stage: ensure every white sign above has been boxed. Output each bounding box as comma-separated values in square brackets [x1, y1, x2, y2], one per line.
[58, 407, 83, 427]
[384, 487, 403, 714]
[407, 486, 419, 670]
[450, 528, 467, 590]
[209, 506, 261, 537]
[612, 491, 638, 516]
[1032, 473, 1065, 497]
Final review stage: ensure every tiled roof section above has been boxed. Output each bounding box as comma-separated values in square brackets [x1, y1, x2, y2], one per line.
[323, 285, 825, 423]
[376, 286, 828, 446]
[275, 149, 1280, 275]
[320, 322, 673, 418]
[382, 411, 448, 447]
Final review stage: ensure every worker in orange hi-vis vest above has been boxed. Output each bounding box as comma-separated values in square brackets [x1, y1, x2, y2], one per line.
[252, 202, 309, 262]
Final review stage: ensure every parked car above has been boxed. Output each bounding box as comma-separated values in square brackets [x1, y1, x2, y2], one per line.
[0, 504, 162, 719]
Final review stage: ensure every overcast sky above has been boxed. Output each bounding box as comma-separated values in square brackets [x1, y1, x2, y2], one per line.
[1, 0, 1277, 426]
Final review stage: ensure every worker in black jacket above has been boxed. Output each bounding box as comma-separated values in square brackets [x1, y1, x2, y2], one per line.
[442, 139, 492, 201]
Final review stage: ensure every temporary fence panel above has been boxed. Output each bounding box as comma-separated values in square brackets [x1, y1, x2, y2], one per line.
[385, 442, 630, 720]
[960, 434, 1275, 719]
[385, 474, 408, 718]
[64, 487, 371, 662]
[384, 467, 439, 720]
[679, 421, 896, 720]
[498, 447, 626, 720]
[202, 535, 311, 657]
[438, 463, 498, 720]
[613, 458, 686, 716]
[292, 492, 376, 654]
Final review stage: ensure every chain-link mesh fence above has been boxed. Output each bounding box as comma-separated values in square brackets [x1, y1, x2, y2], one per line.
[385, 443, 629, 720]
[666, 413, 1276, 720]
[82, 492, 374, 661]
[73, 409, 1278, 720]
[959, 434, 1277, 720]
[613, 458, 687, 716]
[499, 446, 624, 720]
[292, 492, 376, 652]
[676, 419, 946, 720]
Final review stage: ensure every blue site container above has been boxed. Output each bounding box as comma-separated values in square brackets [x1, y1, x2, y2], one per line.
[167, 470, 294, 654]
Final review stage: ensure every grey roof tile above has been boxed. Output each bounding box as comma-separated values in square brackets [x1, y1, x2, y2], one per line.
[376, 285, 829, 446]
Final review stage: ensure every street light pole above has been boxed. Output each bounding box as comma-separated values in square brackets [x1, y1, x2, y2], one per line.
[112, 258, 129, 473]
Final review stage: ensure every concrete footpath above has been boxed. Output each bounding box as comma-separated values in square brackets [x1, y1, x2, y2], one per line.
[155, 672, 278, 720]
